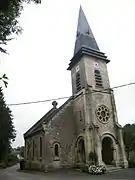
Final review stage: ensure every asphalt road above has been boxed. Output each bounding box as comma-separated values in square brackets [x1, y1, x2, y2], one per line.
[0, 164, 135, 180]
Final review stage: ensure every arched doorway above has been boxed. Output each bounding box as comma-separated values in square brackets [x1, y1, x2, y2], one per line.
[102, 137, 113, 165]
[77, 138, 86, 164]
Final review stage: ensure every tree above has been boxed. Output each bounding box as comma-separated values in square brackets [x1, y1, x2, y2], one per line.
[123, 123, 135, 160]
[0, 0, 41, 54]
[16, 146, 25, 157]
[0, 87, 16, 162]
[0, 0, 41, 162]
[0, 74, 8, 88]
[0, 1, 41, 85]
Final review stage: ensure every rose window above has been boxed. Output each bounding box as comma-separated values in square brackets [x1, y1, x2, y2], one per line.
[96, 105, 110, 123]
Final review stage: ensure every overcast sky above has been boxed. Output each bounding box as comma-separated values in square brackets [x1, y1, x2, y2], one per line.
[0, 0, 135, 148]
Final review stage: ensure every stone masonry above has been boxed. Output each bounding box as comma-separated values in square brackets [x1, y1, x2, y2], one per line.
[24, 6, 128, 171]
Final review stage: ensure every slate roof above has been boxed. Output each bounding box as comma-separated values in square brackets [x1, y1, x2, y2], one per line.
[74, 6, 99, 55]
[67, 6, 110, 70]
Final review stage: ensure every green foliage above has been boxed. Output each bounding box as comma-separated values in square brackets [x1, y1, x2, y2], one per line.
[0, 74, 8, 88]
[80, 165, 89, 173]
[88, 165, 106, 175]
[128, 151, 135, 168]
[0, 162, 6, 169]
[16, 146, 25, 157]
[7, 153, 18, 166]
[80, 165, 106, 175]
[123, 124, 135, 160]
[0, 87, 16, 161]
[0, 0, 41, 53]
[0, 153, 18, 168]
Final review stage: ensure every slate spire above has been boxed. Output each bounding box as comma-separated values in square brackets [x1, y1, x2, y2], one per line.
[74, 6, 100, 54]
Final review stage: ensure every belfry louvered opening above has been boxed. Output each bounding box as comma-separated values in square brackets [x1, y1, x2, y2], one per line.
[94, 69, 103, 87]
[76, 72, 81, 93]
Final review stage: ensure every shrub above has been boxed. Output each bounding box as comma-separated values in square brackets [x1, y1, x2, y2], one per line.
[80, 165, 89, 173]
[80, 164, 106, 175]
[129, 161, 135, 168]
[129, 151, 135, 168]
[7, 154, 18, 166]
[0, 162, 6, 169]
[88, 165, 106, 175]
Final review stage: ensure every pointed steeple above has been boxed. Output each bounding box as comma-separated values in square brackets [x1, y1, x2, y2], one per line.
[74, 6, 100, 54]
[67, 6, 109, 70]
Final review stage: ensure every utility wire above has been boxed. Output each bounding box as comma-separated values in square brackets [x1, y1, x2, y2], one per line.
[7, 81, 135, 106]
[7, 96, 70, 106]
[109, 82, 135, 90]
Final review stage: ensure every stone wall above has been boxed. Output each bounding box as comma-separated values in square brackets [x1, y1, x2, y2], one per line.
[45, 100, 79, 169]
[72, 93, 85, 134]
[24, 98, 86, 171]
[84, 55, 110, 89]
[92, 91, 116, 135]
[25, 131, 46, 171]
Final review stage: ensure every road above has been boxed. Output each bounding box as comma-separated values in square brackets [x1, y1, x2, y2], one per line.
[0, 164, 135, 180]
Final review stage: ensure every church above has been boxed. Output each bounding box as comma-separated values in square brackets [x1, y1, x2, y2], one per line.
[24, 6, 128, 171]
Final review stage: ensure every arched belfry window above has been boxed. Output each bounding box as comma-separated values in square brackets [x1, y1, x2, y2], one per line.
[76, 72, 81, 93]
[94, 69, 103, 87]
[54, 144, 59, 157]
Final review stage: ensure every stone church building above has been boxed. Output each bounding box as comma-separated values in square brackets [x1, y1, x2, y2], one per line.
[24, 6, 128, 171]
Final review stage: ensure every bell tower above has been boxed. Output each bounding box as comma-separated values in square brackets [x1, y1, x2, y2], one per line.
[67, 6, 128, 168]
[68, 6, 110, 95]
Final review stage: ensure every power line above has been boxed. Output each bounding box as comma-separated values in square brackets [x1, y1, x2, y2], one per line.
[8, 96, 70, 106]
[7, 81, 135, 106]
[110, 82, 135, 89]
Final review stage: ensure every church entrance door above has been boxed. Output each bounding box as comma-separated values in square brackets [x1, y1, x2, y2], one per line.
[102, 137, 113, 165]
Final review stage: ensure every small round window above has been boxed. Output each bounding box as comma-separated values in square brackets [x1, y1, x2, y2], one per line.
[96, 105, 110, 124]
